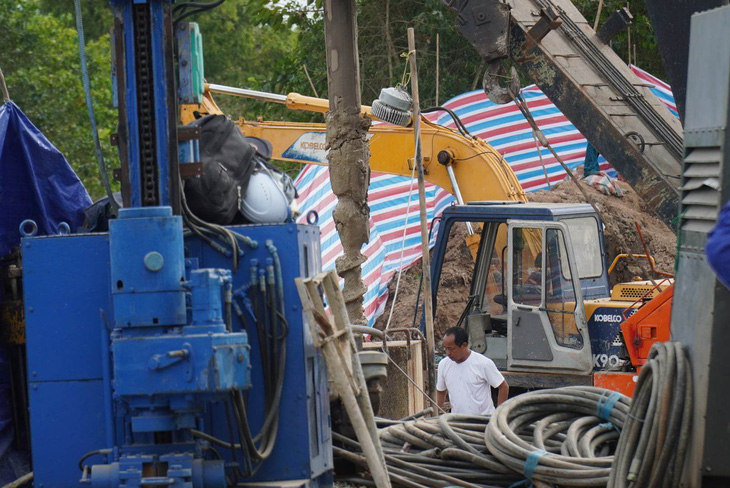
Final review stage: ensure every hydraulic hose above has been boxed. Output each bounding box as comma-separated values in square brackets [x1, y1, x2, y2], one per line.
[224, 245, 288, 475]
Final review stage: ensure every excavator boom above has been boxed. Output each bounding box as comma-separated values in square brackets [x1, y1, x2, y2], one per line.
[182, 90, 528, 204]
[443, 0, 683, 228]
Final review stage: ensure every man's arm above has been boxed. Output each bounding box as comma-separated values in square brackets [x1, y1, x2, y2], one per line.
[436, 389, 447, 411]
[496, 380, 509, 406]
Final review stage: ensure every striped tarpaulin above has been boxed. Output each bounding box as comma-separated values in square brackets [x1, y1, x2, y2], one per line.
[295, 165, 455, 325]
[294, 65, 676, 326]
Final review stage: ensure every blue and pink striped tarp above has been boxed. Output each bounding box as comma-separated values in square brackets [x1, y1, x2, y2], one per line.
[294, 65, 676, 326]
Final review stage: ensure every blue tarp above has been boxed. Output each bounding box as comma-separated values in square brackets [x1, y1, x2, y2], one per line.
[0, 101, 92, 467]
[0, 101, 92, 257]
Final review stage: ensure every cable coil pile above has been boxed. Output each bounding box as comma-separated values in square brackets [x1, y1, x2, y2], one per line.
[334, 342, 693, 487]
[335, 414, 521, 488]
[485, 386, 630, 487]
[334, 386, 631, 487]
[608, 342, 692, 488]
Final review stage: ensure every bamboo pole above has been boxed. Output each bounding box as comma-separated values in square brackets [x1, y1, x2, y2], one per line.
[593, 0, 604, 31]
[435, 33, 440, 106]
[296, 274, 391, 488]
[407, 27, 437, 411]
[0, 67, 10, 104]
[627, 3, 632, 65]
[302, 64, 319, 98]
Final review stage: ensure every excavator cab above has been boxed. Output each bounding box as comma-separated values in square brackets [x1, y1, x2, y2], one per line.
[430, 202, 607, 388]
[505, 221, 592, 375]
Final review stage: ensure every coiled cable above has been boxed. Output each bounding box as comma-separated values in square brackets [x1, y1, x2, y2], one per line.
[608, 342, 692, 488]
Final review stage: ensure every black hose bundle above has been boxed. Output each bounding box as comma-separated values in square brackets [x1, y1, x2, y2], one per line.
[485, 386, 631, 487]
[334, 415, 522, 487]
[173, 0, 226, 25]
[180, 176, 257, 272]
[228, 243, 288, 477]
[189, 243, 288, 484]
[608, 342, 692, 488]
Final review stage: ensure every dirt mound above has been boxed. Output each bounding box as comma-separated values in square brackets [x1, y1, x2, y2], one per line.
[373, 223, 475, 348]
[373, 177, 677, 341]
[528, 178, 676, 285]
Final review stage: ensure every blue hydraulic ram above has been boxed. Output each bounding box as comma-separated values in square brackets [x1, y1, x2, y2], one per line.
[20, 0, 332, 486]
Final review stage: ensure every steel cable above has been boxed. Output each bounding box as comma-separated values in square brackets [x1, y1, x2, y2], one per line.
[536, 0, 684, 161]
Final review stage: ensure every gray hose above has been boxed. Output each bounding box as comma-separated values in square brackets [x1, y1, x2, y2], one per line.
[608, 341, 692, 488]
[336, 366, 690, 488]
[485, 386, 631, 486]
[336, 415, 521, 487]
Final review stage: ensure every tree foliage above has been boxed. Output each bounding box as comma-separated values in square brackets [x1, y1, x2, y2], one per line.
[0, 0, 117, 200]
[1, 0, 664, 197]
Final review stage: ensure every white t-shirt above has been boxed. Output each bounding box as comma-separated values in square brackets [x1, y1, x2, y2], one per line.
[436, 351, 505, 415]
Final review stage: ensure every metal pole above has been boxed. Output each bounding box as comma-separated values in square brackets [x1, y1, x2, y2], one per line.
[206, 83, 288, 103]
[444, 164, 474, 235]
[407, 28, 437, 410]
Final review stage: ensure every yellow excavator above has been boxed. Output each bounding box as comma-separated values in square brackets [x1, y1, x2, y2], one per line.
[180, 85, 527, 207]
[180, 84, 671, 396]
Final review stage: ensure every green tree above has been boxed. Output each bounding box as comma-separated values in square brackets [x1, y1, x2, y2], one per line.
[573, 0, 664, 78]
[0, 0, 117, 200]
[289, 0, 664, 108]
[1, 0, 666, 196]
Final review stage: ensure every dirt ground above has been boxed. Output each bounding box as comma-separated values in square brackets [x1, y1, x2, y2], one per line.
[373, 177, 677, 343]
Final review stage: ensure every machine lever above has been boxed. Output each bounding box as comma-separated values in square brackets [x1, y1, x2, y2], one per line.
[148, 349, 190, 371]
[137, 477, 175, 486]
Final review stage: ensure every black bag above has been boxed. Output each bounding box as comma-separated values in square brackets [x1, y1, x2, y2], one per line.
[184, 114, 256, 224]
[83, 192, 122, 232]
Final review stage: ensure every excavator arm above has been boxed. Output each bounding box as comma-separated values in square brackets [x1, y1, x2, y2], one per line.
[443, 0, 684, 228]
[181, 90, 527, 204]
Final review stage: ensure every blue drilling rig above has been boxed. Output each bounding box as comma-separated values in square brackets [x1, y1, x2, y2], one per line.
[18, 1, 332, 486]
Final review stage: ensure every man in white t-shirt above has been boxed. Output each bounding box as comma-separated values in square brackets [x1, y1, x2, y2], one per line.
[436, 327, 509, 415]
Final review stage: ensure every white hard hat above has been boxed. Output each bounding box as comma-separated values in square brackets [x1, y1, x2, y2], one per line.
[240, 170, 290, 223]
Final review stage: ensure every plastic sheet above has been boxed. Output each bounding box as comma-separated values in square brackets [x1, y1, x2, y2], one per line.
[0, 101, 91, 257]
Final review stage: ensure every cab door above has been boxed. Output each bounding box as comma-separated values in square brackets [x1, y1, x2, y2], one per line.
[506, 220, 592, 374]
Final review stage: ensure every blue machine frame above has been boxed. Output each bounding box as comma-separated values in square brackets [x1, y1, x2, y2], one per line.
[23, 223, 332, 487]
[22, 0, 332, 485]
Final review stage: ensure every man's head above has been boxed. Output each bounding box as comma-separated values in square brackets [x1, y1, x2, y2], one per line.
[443, 327, 470, 363]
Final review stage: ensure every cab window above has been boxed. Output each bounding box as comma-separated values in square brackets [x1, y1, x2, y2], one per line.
[561, 216, 603, 279]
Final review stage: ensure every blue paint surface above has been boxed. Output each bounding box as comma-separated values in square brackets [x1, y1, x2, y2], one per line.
[22, 222, 331, 486]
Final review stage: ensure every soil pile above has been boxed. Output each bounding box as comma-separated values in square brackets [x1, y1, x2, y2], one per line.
[528, 177, 676, 285]
[373, 177, 677, 341]
[373, 223, 474, 348]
